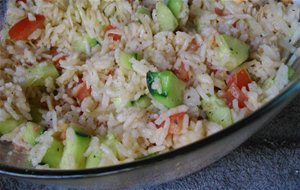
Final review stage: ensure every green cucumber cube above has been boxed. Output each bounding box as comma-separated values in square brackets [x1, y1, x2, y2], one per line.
[156, 2, 178, 32]
[59, 127, 91, 169]
[0, 119, 24, 135]
[22, 122, 43, 145]
[42, 138, 64, 168]
[216, 35, 250, 71]
[202, 96, 233, 127]
[23, 62, 59, 87]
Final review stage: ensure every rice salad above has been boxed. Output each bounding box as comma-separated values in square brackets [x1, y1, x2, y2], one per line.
[0, 0, 299, 169]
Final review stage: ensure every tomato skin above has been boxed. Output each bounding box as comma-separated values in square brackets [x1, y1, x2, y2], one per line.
[8, 14, 45, 41]
[173, 64, 190, 82]
[75, 83, 92, 102]
[104, 25, 115, 33]
[169, 112, 185, 135]
[232, 20, 239, 28]
[150, 117, 164, 129]
[108, 33, 121, 41]
[16, 0, 27, 3]
[224, 83, 248, 108]
[214, 8, 227, 16]
[105, 25, 121, 41]
[226, 68, 252, 90]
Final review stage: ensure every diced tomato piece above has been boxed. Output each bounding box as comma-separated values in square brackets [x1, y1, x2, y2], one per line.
[74, 83, 92, 102]
[108, 33, 121, 41]
[106, 67, 116, 76]
[207, 67, 218, 75]
[173, 64, 190, 82]
[105, 25, 121, 41]
[214, 8, 227, 17]
[104, 25, 115, 33]
[8, 14, 45, 41]
[149, 117, 164, 129]
[49, 48, 65, 71]
[52, 56, 65, 71]
[156, 122, 165, 129]
[151, 112, 187, 135]
[232, 20, 239, 28]
[187, 39, 199, 52]
[169, 112, 186, 135]
[226, 68, 252, 90]
[224, 83, 248, 108]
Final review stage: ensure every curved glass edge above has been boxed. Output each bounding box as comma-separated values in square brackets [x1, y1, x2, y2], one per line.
[0, 76, 300, 179]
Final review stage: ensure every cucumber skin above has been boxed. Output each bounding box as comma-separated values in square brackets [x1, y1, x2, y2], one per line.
[59, 127, 91, 169]
[146, 71, 185, 108]
[133, 95, 151, 108]
[167, 0, 183, 19]
[42, 138, 64, 168]
[30, 104, 43, 123]
[288, 66, 295, 80]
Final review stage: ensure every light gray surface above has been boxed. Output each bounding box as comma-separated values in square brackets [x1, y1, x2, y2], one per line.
[1, 96, 300, 190]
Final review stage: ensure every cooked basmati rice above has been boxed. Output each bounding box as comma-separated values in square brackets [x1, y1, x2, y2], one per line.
[0, 0, 299, 169]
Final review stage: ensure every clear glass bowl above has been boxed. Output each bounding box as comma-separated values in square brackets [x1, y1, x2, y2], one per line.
[0, 1, 300, 188]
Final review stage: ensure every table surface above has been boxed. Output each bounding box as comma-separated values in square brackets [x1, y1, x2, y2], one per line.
[0, 96, 300, 190]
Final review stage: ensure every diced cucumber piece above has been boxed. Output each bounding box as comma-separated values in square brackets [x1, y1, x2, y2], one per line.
[42, 138, 64, 168]
[288, 66, 295, 80]
[86, 149, 103, 168]
[146, 71, 185, 108]
[0, 119, 24, 135]
[117, 51, 138, 70]
[113, 97, 133, 109]
[132, 95, 151, 108]
[23, 62, 59, 87]
[156, 2, 178, 32]
[73, 35, 99, 54]
[137, 6, 151, 17]
[202, 96, 233, 127]
[216, 35, 250, 71]
[167, 0, 183, 19]
[86, 134, 121, 168]
[104, 134, 119, 156]
[195, 17, 203, 33]
[262, 77, 274, 90]
[59, 127, 91, 169]
[22, 122, 43, 145]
